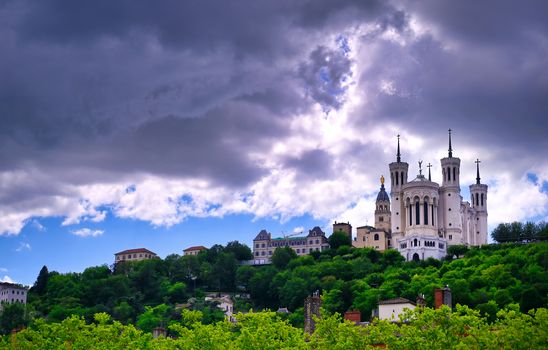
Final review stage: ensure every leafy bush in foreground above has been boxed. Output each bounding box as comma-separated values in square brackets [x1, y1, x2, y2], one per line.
[2, 305, 547, 349]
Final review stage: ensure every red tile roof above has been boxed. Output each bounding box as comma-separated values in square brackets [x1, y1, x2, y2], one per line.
[115, 248, 156, 256]
[183, 245, 207, 252]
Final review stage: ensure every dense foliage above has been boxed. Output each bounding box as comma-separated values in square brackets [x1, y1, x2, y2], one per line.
[2, 306, 547, 349]
[3, 239, 547, 336]
[491, 221, 548, 243]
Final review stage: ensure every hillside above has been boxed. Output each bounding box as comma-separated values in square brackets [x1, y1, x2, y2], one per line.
[0, 242, 537, 329]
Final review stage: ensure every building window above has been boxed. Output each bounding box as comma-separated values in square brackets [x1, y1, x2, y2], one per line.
[396, 171, 399, 185]
[424, 201, 428, 225]
[255, 252, 259, 256]
[269, 251, 272, 255]
[296, 249, 300, 253]
[315, 239, 319, 244]
[415, 202, 420, 225]
[401, 172, 404, 185]
[453, 167, 456, 181]
[481, 193, 484, 206]
[261, 251, 265, 256]
[261, 243, 265, 248]
[374, 234, 379, 241]
[448, 193, 451, 196]
[448, 208, 451, 211]
[363, 236, 366, 241]
[449, 235, 452, 240]
[409, 206, 412, 225]
[432, 205, 435, 226]
[448, 167, 451, 181]
[449, 223, 452, 226]
[379, 216, 384, 222]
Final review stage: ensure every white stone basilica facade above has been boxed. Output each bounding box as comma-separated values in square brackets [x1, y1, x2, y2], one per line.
[384, 131, 488, 261]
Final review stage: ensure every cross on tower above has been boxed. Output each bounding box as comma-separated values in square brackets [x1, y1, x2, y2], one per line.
[427, 163, 432, 181]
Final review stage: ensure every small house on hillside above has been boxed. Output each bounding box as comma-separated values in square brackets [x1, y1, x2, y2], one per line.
[183, 246, 207, 256]
[377, 297, 416, 321]
[114, 248, 158, 264]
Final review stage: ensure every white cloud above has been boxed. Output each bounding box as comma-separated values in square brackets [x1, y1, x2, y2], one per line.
[0, 268, 7, 273]
[15, 242, 31, 252]
[292, 226, 304, 234]
[0, 276, 15, 283]
[32, 220, 46, 232]
[70, 228, 104, 238]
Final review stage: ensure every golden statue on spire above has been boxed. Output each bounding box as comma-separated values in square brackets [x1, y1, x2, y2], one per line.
[380, 175, 385, 185]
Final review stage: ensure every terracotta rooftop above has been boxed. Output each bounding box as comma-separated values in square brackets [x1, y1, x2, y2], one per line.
[115, 248, 156, 256]
[184, 245, 207, 252]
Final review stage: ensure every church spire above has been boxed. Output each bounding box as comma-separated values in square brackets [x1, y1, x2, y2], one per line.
[448, 129, 453, 158]
[475, 159, 481, 184]
[396, 134, 401, 163]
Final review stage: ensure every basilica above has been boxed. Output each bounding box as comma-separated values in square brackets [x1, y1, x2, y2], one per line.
[354, 130, 488, 261]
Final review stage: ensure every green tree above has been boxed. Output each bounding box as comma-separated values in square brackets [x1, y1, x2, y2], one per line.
[32, 265, 50, 295]
[225, 241, 253, 261]
[0, 302, 29, 334]
[328, 231, 351, 250]
[447, 244, 469, 259]
[271, 247, 298, 269]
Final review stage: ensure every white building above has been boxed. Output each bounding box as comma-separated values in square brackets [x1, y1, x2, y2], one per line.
[389, 131, 488, 260]
[377, 297, 416, 321]
[0, 282, 28, 307]
[252, 227, 330, 261]
[205, 294, 234, 321]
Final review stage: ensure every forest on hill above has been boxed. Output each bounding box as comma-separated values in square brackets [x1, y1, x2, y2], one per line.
[1, 238, 546, 335]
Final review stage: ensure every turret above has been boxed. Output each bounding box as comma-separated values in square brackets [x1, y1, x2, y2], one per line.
[439, 129, 463, 244]
[440, 129, 461, 188]
[389, 135, 409, 190]
[375, 175, 391, 232]
[389, 135, 408, 237]
[469, 159, 488, 245]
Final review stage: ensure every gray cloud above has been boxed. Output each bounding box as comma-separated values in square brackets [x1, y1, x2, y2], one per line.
[0, 0, 547, 233]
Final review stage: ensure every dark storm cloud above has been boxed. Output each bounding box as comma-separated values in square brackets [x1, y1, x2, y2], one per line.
[283, 149, 334, 180]
[0, 0, 547, 233]
[299, 43, 353, 113]
[351, 11, 548, 155]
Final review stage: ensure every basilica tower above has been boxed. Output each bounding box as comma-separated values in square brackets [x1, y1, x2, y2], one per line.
[389, 135, 408, 241]
[375, 176, 391, 232]
[469, 159, 488, 245]
[439, 129, 463, 244]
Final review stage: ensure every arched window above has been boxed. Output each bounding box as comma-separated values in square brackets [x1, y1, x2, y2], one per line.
[396, 171, 399, 185]
[409, 205, 412, 225]
[448, 167, 451, 181]
[471, 195, 474, 206]
[413, 238, 418, 247]
[481, 193, 484, 206]
[476, 193, 479, 207]
[374, 234, 379, 241]
[415, 201, 420, 225]
[424, 201, 428, 225]
[432, 205, 435, 226]
[391, 172, 394, 186]
[453, 167, 456, 181]
[401, 172, 404, 185]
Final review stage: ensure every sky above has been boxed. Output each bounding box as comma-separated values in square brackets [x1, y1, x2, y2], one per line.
[1, 0, 547, 286]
